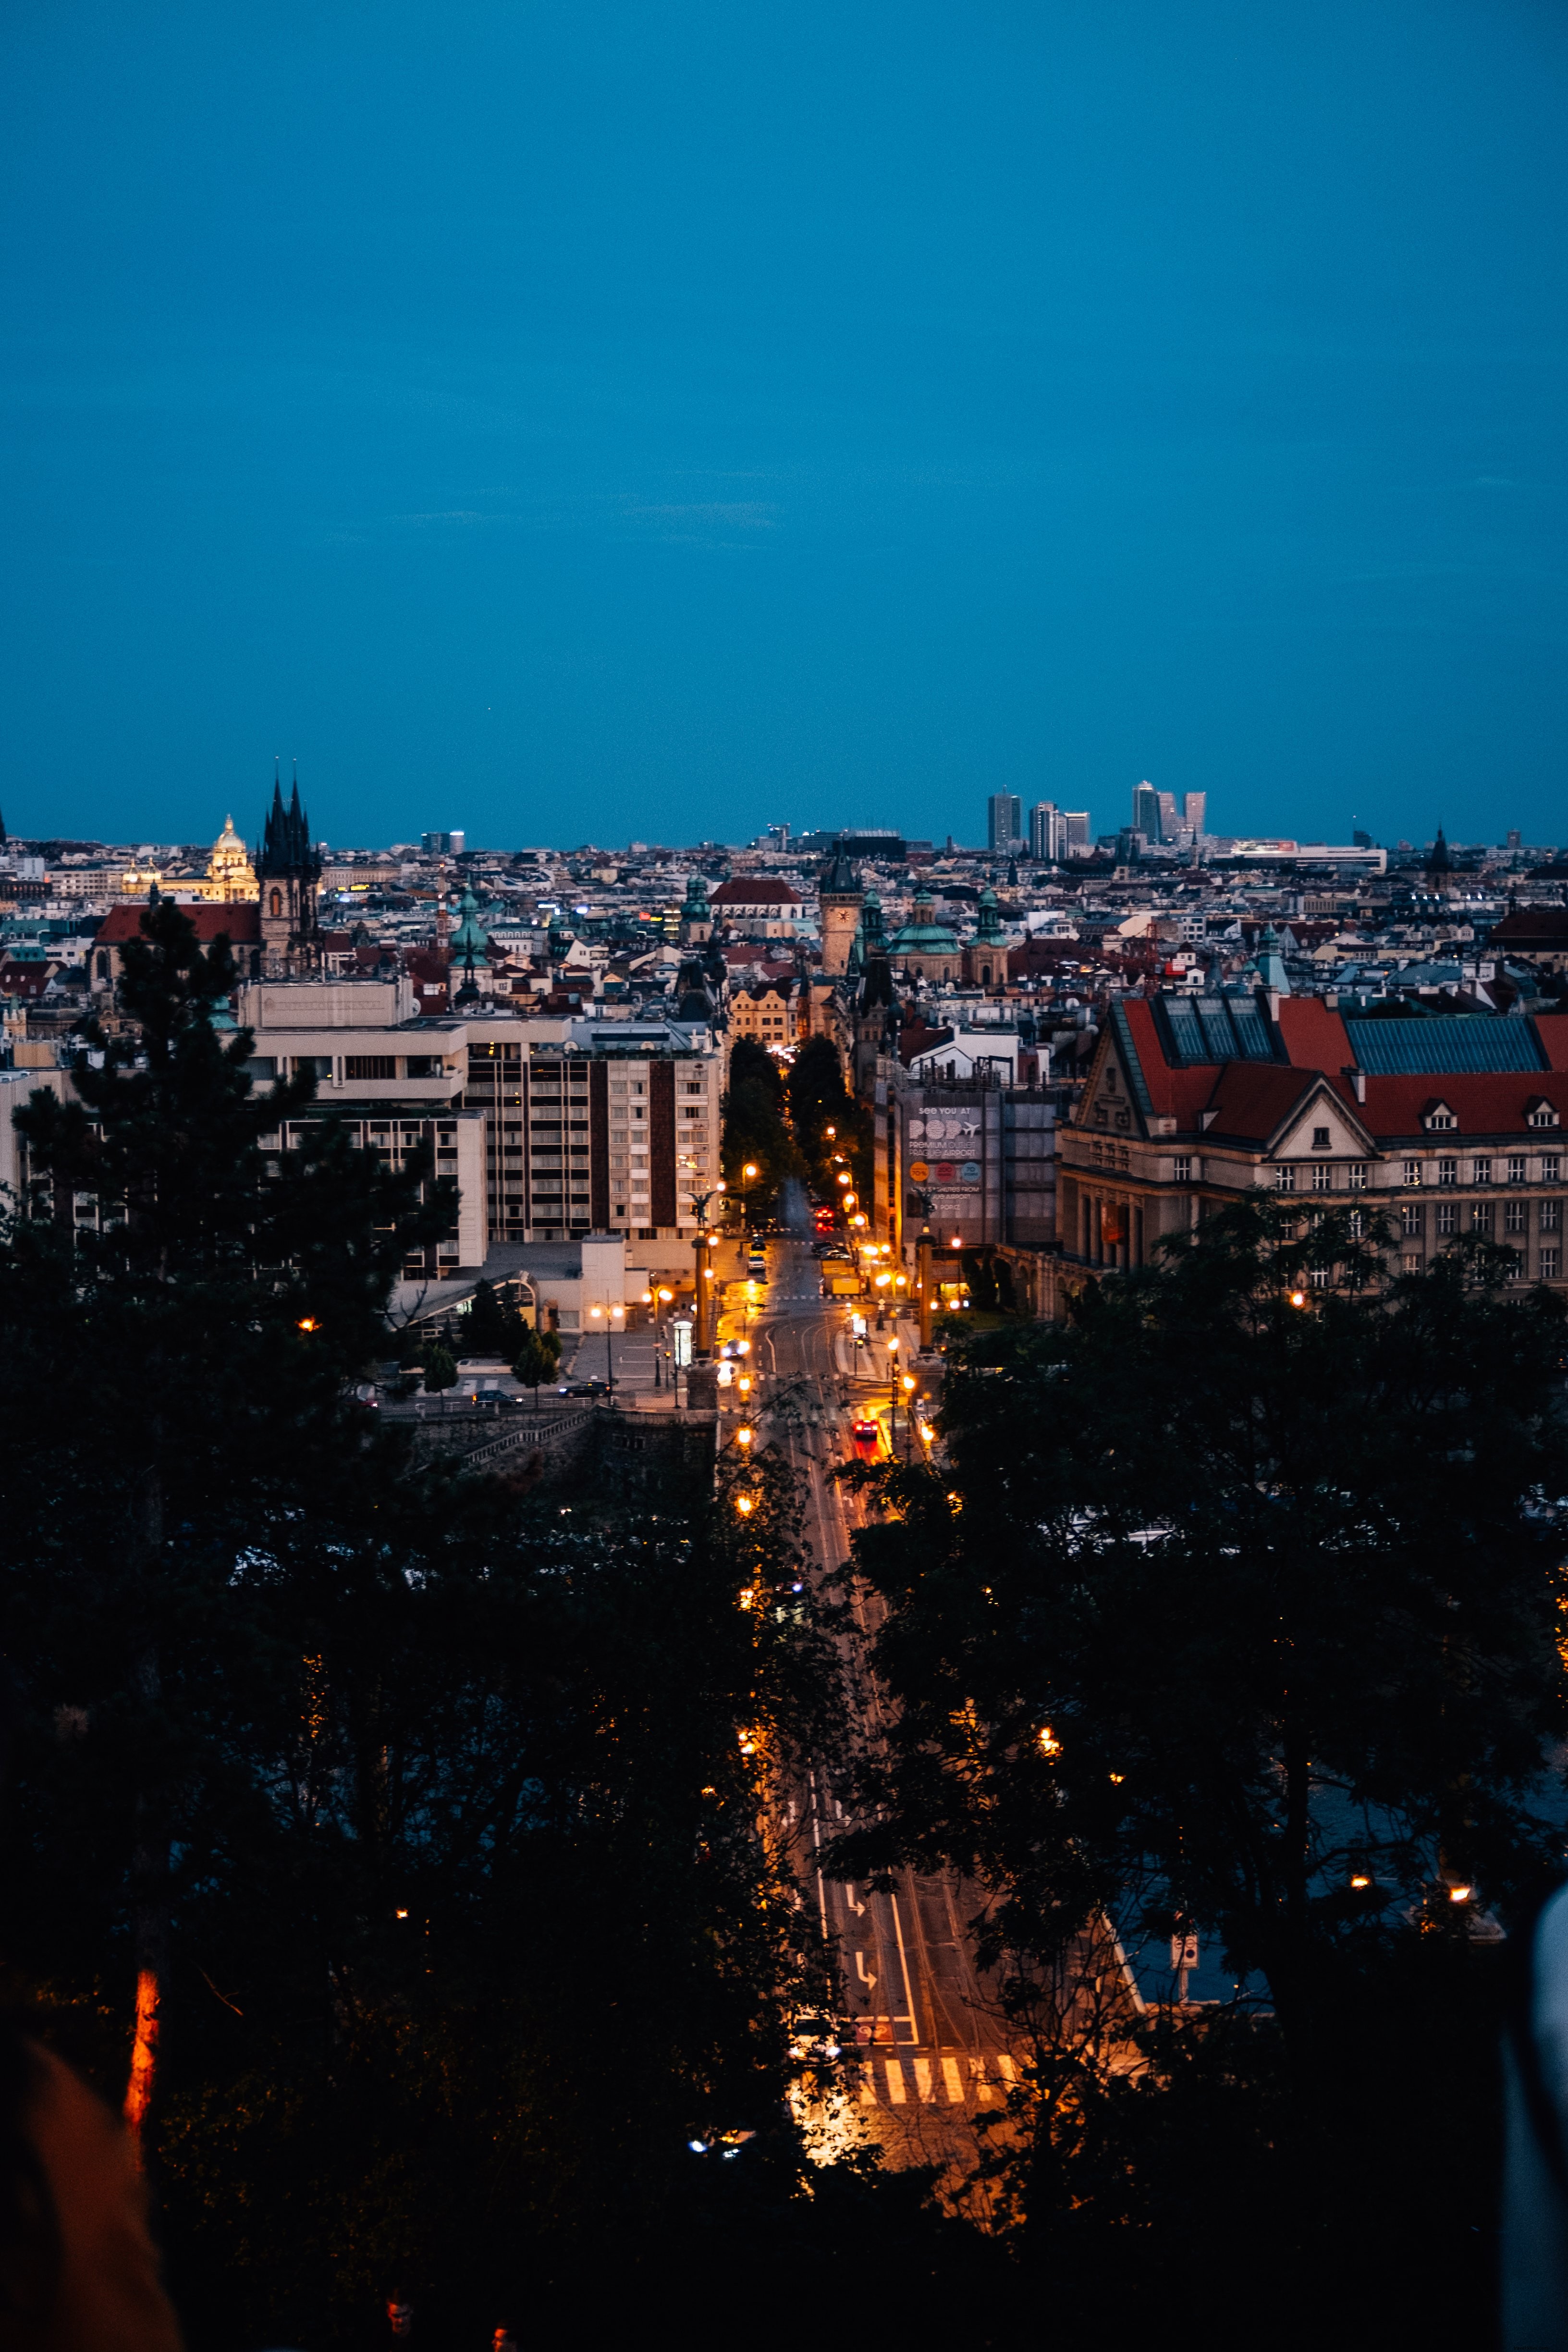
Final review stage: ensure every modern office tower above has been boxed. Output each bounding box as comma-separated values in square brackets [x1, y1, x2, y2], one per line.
[1029, 801, 1067, 861]
[421, 830, 465, 857]
[1064, 811, 1091, 853]
[1156, 791, 1180, 841]
[1131, 782, 1163, 842]
[1183, 791, 1207, 842]
[987, 793, 1024, 853]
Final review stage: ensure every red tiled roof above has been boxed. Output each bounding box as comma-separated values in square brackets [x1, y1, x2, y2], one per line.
[1355, 1073, 1568, 1140]
[1114, 994, 1568, 1149]
[710, 877, 801, 905]
[96, 903, 260, 944]
[1490, 909, 1568, 944]
[1275, 996, 1352, 1069]
[1200, 1063, 1320, 1144]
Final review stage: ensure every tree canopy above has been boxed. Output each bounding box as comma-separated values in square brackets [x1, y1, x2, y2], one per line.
[720, 1038, 802, 1218]
[0, 906, 918, 2348]
[836, 1198, 1568, 2337]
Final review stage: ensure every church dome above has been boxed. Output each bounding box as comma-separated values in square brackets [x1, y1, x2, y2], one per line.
[204, 812, 257, 901]
[889, 886, 960, 956]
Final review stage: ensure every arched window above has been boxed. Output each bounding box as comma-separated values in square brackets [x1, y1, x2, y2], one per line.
[269, 888, 282, 918]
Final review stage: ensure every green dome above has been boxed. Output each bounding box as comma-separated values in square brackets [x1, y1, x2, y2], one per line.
[889, 886, 960, 956]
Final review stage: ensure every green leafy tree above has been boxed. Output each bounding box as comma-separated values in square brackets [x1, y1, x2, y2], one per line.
[785, 1033, 871, 1205]
[721, 1038, 802, 1220]
[836, 1198, 1568, 2335]
[512, 1325, 553, 1399]
[0, 901, 453, 2147]
[421, 1340, 458, 1393]
[461, 1277, 523, 1359]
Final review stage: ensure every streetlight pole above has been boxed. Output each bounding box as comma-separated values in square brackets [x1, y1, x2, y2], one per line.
[917, 1225, 934, 1352]
[688, 1185, 727, 1357]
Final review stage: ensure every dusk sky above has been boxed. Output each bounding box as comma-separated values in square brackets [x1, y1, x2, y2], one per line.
[3, 0, 1565, 852]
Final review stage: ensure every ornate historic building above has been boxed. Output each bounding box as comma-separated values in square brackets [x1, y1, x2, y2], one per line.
[202, 815, 258, 902]
[817, 848, 863, 976]
[257, 775, 322, 978]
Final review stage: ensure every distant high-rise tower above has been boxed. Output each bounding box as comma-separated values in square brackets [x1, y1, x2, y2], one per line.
[1029, 801, 1066, 861]
[1131, 782, 1162, 842]
[257, 768, 323, 978]
[1156, 791, 1180, 842]
[818, 846, 864, 976]
[1183, 791, 1207, 842]
[1064, 812, 1090, 854]
[987, 794, 1023, 854]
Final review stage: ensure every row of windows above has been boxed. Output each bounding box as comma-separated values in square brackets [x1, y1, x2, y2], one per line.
[1270, 1154, 1564, 1193]
[1160, 1150, 1568, 1189]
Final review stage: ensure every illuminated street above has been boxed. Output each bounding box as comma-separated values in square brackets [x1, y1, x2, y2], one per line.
[726, 1236, 1020, 2203]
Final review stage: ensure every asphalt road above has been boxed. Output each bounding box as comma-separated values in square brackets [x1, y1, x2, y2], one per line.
[736, 1238, 1019, 2200]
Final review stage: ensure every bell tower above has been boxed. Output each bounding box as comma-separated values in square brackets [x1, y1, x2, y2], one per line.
[257, 768, 323, 978]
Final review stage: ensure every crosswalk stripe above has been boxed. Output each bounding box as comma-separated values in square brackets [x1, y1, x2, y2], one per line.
[913, 2057, 934, 2102]
[942, 2056, 964, 2103]
[884, 2058, 906, 2104]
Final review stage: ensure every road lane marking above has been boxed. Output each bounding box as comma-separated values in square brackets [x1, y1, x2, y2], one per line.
[942, 2057, 964, 2103]
[888, 1886, 919, 2041]
[859, 2062, 876, 2105]
[884, 2058, 906, 2104]
[913, 2057, 934, 2102]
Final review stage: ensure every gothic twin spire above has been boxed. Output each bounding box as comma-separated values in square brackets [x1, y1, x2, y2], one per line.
[258, 761, 321, 880]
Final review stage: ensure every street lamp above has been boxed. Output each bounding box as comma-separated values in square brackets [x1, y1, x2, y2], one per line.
[653, 1284, 674, 1389]
[587, 1302, 615, 1396]
[688, 1185, 727, 1357]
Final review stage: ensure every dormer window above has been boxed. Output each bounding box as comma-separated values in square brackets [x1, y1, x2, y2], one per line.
[1422, 1101, 1457, 1132]
[1311, 1127, 1331, 1150]
[1528, 1097, 1560, 1129]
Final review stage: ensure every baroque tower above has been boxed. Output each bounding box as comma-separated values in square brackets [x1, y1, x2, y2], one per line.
[257, 769, 323, 978]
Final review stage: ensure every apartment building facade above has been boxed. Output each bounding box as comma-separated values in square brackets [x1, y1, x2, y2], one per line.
[234, 981, 723, 1280]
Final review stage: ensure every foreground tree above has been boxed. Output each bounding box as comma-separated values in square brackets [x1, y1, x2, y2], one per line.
[0, 904, 906, 2348]
[837, 1199, 1568, 2337]
[785, 1034, 871, 1206]
[0, 904, 451, 2152]
[721, 1038, 802, 1218]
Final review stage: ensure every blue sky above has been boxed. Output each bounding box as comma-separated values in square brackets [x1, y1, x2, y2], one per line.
[2, 0, 1565, 850]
